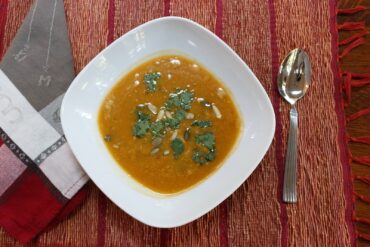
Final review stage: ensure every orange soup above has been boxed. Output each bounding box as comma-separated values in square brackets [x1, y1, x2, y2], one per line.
[98, 54, 241, 194]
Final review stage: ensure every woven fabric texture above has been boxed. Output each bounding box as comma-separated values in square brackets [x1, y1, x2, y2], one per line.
[0, 0, 355, 246]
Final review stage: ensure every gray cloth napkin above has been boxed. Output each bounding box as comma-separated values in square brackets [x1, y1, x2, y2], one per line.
[0, 0, 88, 242]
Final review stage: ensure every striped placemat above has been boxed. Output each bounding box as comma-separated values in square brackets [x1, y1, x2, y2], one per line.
[2, 0, 370, 246]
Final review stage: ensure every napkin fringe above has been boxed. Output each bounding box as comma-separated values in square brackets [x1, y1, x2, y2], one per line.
[338, 5, 370, 243]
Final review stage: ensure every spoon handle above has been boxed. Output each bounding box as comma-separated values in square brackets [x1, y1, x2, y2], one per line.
[283, 106, 298, 203]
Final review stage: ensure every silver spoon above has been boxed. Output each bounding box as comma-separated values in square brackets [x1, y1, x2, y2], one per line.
[277, 48, 311, 203]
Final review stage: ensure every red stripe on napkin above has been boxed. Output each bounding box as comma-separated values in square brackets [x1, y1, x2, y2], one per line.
[0, 168, 64, 243]
[46, 188, 87, 230]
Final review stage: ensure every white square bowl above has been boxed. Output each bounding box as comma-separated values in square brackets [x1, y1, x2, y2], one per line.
[61, 17, 275, 228]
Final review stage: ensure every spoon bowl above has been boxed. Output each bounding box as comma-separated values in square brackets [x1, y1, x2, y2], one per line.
[278, 48, 311, 105]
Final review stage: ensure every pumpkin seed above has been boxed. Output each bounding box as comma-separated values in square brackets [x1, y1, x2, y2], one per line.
[152, 137, 163, 148]
[151, 147, 160, 155]
[186, 112, 194, 119]
[212, 103, 222, 119]
[170, 130, 178, 140]
[156, 109, 165, 121]
[163, 150, 170, 156]
[165, 111, 173, 119]
[201, 100, 212, 108]
[146, 103, 158, 114]
[217, 87, 225, 98]
[184, 128, 191, 141]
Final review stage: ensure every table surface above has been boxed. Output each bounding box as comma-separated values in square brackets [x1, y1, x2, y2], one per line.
[338, 1, 370, 246]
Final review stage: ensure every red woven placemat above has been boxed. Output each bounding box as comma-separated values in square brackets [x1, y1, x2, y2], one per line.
[0, 0, 362, 246]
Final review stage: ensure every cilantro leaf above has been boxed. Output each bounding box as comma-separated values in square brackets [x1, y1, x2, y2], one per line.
[133, 120, 150, 138]
[164, 110, 187, 129]
[144, 72, 161, 92]
[173, 109, 186, 121]
[195, 132, 215, 151]
[192, 149, 206, 165]
[165, 118, 180, 129]
[205, 150, 216, 161]
[165, 89, 194, 110]
[192, 148, 216, 165]
[180, 90, 194, 110]
[150, 121, 165, 136]
[171, 138, 184, 159]
[179, 90, 193, 110]
[166, 94, 181, 109]
[191, 120, 212, 128]
[136, 110, 150, 121]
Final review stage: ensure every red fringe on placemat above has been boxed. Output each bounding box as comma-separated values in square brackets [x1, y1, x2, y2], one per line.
[352, 156, 370, 167]
[349, 136, 370, 145]
[338, 5, 370, 244]
[354, 176, 370, 185]
[338, 21, 365, 31]
[337, 6, 366, 15]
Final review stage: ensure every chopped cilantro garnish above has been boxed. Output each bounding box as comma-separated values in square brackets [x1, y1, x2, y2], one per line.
[195, 132, 215, 151]
[165, 89, 194, 110]
[192, 148, 216, 165]
[166, 95, 181, 109]
[205, 150, 216, 161]
[132, 83, 217, 162]
[164, 109, 187, 129]
[133, 120, 150, 138]
[192, 149, 206, 165]
[165, 118, 180, 129]
[150, 121, 165, 136]
[171, 138, 184, 159]
[191, 120, 212, 128]
[144, 72, 161, 92]
[179, 90, 193, 110]
[173, 109, 186, 121]
[192, 132, 216, 165]
[133, 109, 151, 138]
[136, 110, 150, 121]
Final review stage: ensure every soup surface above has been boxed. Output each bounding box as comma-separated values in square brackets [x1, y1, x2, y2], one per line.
[98, 54, 241, 194]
